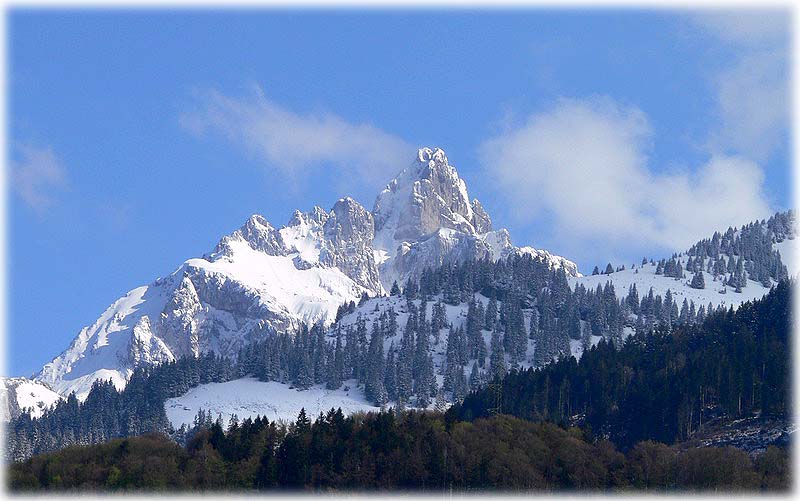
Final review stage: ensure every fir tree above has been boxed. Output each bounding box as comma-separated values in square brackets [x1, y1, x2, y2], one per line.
[690, 271, 706, 290]
[489, 328, 506, 382]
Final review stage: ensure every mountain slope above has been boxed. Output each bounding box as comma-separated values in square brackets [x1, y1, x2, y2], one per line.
[28, 147, 576, 403]
[36, 210, 376, 401]
[0, 378, 62, 422]
[573, 211, 795, 310]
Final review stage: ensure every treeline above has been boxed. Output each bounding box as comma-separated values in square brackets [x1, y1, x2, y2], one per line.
[451, 280, 792, 449]
[6, 253, 770, 461]
[6, 353, 239, 461]
[590, 210, 792, 289]
[685, 210, 793, 288]
[9, 410, 788, 492]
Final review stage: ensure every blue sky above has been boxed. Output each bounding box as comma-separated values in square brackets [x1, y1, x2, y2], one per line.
[8, 9, 791, 376]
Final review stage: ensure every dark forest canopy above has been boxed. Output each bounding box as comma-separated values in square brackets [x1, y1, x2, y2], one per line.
[9, 411, 789, 492]
[451, 280, 792, 449]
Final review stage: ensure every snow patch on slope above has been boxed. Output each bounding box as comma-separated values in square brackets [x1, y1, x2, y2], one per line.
[572, 262, 773, 310]
[187, 239, 367, 327]
[0, 377, 63, 422]
[774, 238, 798, 277]
[165, 377, 378, 428]
[37, 284, 172, 400]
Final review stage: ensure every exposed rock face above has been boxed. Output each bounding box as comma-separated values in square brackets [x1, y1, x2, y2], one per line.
[35, 197, 382, 401]
[320, 197, 382, 293]
[374, 148, 477, 246]
[392, 229, 495, 283]
[471, 199, 493, 234]
[277, 198, 382, 293]
[213, 214, 287, 257]
[372, 147, 578, 289]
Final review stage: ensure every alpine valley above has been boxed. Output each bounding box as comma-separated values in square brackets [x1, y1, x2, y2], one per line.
[4, 148, 795, 470]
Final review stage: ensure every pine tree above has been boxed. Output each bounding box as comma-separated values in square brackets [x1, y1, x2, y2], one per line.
[396, 320, 414, 402]
[355, 318, 369, 383]
[690, 271, 706, 290]
[326, 327, 343, 390]
[489, 328, 506, 382]
[484, 295, 498, 330]
[452, 364, 468, 401]
[384, 344, 398, 401]
[403, 278, 418, 300]
[469, 361, 481, 391]
[390, 281, 401, 296]
[416, 353, 436, 407]
[434, 389, 448, 412]
[580, 320, 592, 354]
[466, 299, 482, 359]
[365, 321, 387, 405]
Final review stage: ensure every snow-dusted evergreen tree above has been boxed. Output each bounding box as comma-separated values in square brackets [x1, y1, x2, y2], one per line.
[364, 320, 387, 405]
[416, 353, 436, 407]
[580, 320, 592, 354]
[355, 318, 369, 383]
[326, 326, 344, 390]
[469, 361, 482, 391]
[466, 298, 483, 360]
[451, 364, 468, 402]
[431, 300, 447, 343]
[489, 328, 506, 382]
[484, 294, 498, 330]
[403, 278, 418, 300]
[384, 343, 397, 401]
[690, 271, 706, 289]
[396, 316, 415, 403]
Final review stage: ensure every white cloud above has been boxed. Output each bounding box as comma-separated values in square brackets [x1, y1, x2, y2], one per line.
[692, 10, 788, 47]
[693, 11, 789, 162]
[180, 85, 413, 190]
[12, 144, 68, 213]
[481, 98, 772, 256]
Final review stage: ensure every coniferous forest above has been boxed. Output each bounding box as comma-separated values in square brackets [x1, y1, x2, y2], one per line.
[8, 241, 779, 462]
[8, 279, 792, 492]
[8, 412, 789, 491]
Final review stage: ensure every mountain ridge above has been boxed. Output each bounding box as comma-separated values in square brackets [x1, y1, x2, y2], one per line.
[19, 147, 576, 403]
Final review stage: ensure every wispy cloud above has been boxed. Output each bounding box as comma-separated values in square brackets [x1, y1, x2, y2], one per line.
[12, 144, 68, 213]
[180, 85, 413, 192]
[692, 10, 790, 162]
[480, 97, 772, 259]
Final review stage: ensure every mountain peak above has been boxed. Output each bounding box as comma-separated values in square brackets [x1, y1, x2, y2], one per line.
[373, 148, 476, 253]
[211, 213, 286, 258]
[416, 146, 448, 164]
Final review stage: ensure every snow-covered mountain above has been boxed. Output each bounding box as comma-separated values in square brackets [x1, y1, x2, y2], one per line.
[19, 147, 575, 405]
[0, 378, 62, 422]
[15, 143, 790, 421]
[33, 206, 378, 401]
[373, 147, 578, 288]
